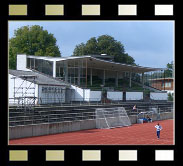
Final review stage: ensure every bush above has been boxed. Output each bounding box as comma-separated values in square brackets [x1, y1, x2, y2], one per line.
[168, 93, 173, 101]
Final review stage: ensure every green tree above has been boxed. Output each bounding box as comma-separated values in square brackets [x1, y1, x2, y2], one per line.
[164, 61, 174, 78]
[72, 35, 135, 65]
[168, 92, 173, 101]
[9, 25, 61, 69]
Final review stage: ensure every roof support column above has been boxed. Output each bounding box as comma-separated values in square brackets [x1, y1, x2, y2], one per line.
[64, 61, 68, 82]
[115, 71, 118, 87]
[142, 72, 144, 88]
[103, 70, 105, 86]
[53, 61, 56, 77]
[129, 72, 132, 88]
[90, 68, 92, 86]
[78, 67, 80, 86]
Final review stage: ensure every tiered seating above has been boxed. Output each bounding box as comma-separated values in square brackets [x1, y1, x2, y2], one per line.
[9, 101, 173, 127]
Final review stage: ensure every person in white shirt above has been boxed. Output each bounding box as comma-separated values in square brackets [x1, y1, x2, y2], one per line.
[132, 105, 137, 112]
[155, 123, 162, 139]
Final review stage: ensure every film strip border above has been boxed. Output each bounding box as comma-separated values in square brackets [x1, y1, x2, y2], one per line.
[8, 149, 176, 162]
[2, 1, 178, 166]
[8, 4, 174, 16]
[6, 0, 177, 19]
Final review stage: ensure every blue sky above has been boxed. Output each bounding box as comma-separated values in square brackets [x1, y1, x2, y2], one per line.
[9, 21, 174, 68]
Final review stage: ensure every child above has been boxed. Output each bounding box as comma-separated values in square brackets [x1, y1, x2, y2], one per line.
[155, 123, 162, 139]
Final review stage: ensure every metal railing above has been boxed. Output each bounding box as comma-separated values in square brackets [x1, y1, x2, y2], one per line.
[125, 106, 173, 116]
[9, 111, 96, 126]
[9, 97, 173, 107]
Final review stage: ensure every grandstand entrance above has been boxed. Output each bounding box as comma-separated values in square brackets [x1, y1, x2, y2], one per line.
[143, 90, 150, 101]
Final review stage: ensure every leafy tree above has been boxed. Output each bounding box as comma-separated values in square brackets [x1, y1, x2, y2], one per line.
[168, 92, 173, 101]
[164, 61, 174, 78]
[9, 25, 61, 69]
[72, 35, 135, 65]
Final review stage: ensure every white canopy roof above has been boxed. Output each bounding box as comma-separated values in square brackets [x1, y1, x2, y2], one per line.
[27, 55, 164, 73]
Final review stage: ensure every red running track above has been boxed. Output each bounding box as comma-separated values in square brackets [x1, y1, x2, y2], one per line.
[9, 119, 174, 145]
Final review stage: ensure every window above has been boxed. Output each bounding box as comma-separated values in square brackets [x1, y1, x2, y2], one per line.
[30, 59, 53, 76]
[165, 82, 171, 87]
[162, 82, 171, 88]
[42, 87, 45, 93]
[56, 61, 64, 78]
[30, 58, 34, 69]
[26, 58, 30, 68]
[42, 60, 53, 76]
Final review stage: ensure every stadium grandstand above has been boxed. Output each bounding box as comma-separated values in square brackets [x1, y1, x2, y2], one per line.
[9, 54, 174, 140]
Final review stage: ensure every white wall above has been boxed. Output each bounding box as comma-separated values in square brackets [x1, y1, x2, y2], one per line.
[71, 85, 86, 101]
[16, 54, 31, 71]
[9, 74, 15, 100]
[9, 74, 38, 104]
[107, 91, 123, 100]
[126, 92, 143, 100]
[38, 85, 66, 104]
[90, 91, 101, 101]
[71, 85, 101, 102]
[150, 92, 168, 100]
[84, 89, 90, 102]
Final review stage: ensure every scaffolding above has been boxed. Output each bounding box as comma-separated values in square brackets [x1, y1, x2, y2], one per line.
[11, 75, 37, 111]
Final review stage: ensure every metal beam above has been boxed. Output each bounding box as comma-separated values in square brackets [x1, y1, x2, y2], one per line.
[129, 72, 132, 88]
[103, 70, 105, 86]
[115, 72, 118, 87]
[90, 68, 92, 86]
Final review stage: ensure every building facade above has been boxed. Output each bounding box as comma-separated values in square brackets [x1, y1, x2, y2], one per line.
[9, 69, 69, 105]
[17, 54, 165, 88]
[9, 54, 169, 104]
[151, 78, 174, 94]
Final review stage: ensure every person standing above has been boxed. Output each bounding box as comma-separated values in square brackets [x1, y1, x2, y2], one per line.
[132, 105, 137, 112]
[155, 123, 162, 139]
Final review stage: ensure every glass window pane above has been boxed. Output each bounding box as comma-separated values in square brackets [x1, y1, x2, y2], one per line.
[26, 58, 30, 68]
